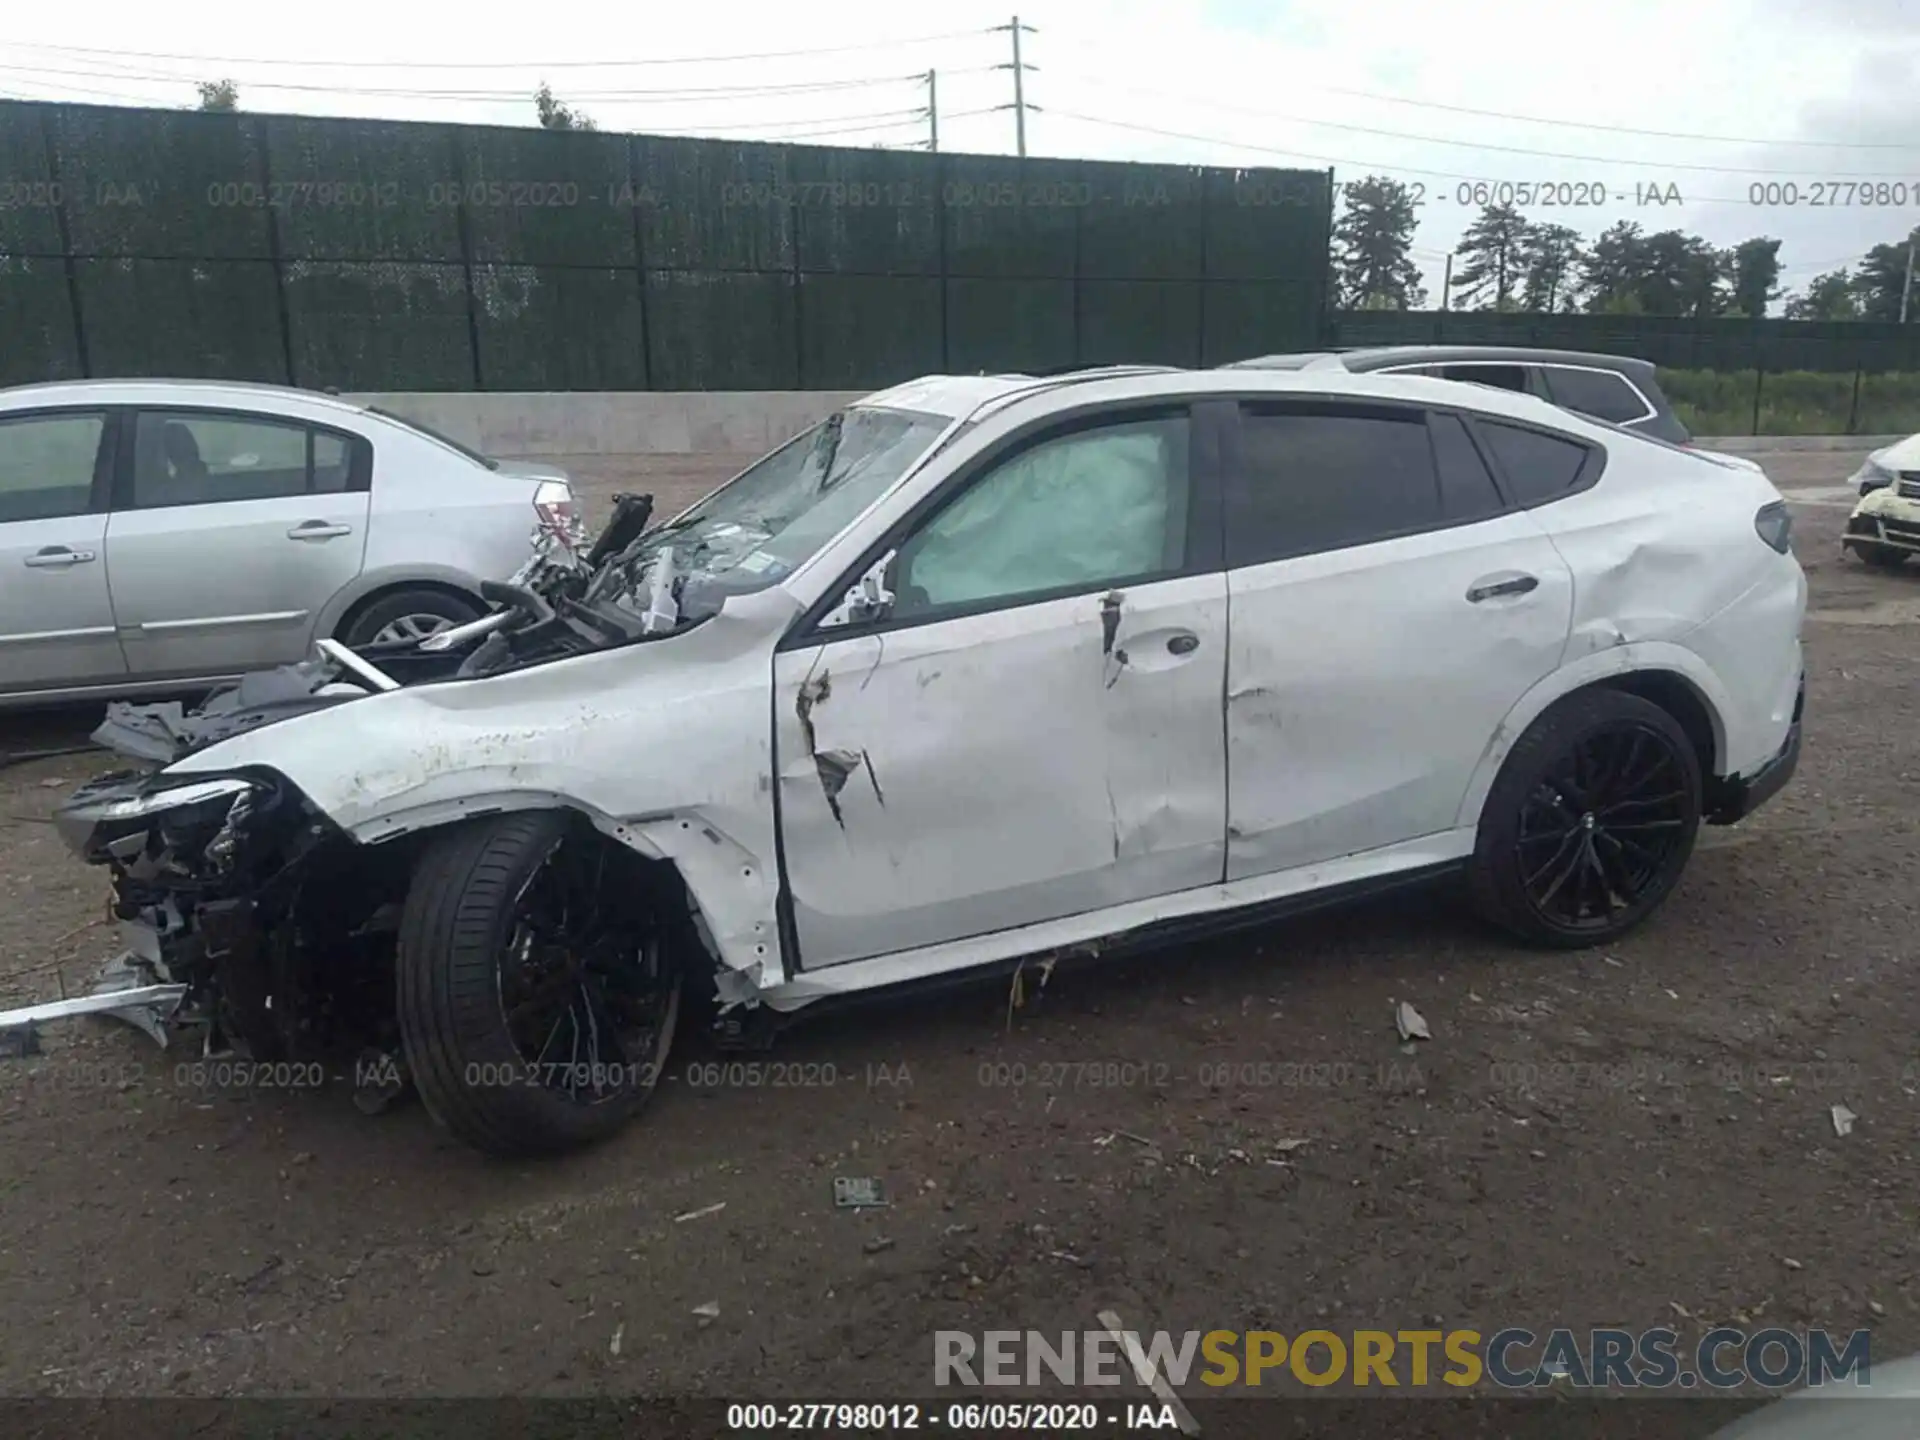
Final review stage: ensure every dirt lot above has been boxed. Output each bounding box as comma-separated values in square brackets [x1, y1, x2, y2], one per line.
[1, 447, 1914, 1420]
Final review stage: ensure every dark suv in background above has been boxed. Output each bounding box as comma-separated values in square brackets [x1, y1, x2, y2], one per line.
[1224, 345, 1693, 445]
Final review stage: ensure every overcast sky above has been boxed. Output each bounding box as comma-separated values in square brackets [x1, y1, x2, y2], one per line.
[2, 0, 1915, 307]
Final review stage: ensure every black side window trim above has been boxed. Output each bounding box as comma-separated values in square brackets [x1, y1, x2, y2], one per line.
[1463, 412, 1607, 509]
[780, 399, 1226, 650]
[0, 406, 119, 519]
[112, 406, 372, 510]
[1426, 407, 1518, 520]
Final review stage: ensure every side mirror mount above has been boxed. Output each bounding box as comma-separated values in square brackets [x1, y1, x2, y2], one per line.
[819, 550, 898, 630]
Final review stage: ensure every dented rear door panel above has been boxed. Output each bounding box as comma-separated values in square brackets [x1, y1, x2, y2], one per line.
[1224, 513, 1574, 880]
[773, 575, 1229, 969]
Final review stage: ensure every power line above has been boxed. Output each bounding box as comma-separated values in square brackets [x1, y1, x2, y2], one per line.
[1045, 109, 1887, 204]
[0, 59, 937, 102]
[1245, 80, 1920, 152]
[0, 31, 989, 71]
[1049, 77, 1920, 178]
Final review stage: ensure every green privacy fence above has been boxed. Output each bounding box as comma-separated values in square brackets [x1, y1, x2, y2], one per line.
[0, 100, 1333, 392]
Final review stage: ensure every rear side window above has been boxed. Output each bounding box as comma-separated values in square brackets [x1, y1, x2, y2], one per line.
[130, 412, 362, 509]
[1427, 412, 1506, 523]
[1478, 421, 1591, 507]
[1436, 363, 1530, 393]
[0, 411, 105, 523]
[1540, 365, 1648, 424]
[1228, 406, 1440, 566]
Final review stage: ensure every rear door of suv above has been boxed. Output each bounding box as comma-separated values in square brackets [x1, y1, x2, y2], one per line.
[1219, 396, 1575, 879]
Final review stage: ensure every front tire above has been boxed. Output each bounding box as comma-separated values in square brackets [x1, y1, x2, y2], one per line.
[397, 812, 682, 1157]
[1854, 542, 1908, 569]
[1468, 689, 1701, 948]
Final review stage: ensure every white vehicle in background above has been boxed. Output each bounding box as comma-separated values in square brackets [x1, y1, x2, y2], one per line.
[1842, 432, 1920, 567]
[35, 365, 1806, 1158]
[0, 379, 576, 709]
[1849, 432, 1920, 496]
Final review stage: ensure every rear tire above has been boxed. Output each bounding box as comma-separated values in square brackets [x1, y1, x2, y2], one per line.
[396, 812, 681, 1157]
[1854, 542, 1908, 569]
[1468, 689, 1701, 949]
[340, 587, 483, 648]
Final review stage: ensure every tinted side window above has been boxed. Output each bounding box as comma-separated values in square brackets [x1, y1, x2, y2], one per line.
[132, 412, 315, 509]
[1228, 407, 1440, 566]
[1427, 412, 1506, 523]
[1437, 363, 1529, 393]
[1541, 366, 1647, 424]
[1478, 421, 1591, 507]
[892, 415, 1190, 619]
[0, 412, 105, 524]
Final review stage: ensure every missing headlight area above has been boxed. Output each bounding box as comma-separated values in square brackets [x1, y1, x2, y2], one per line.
[21, 779, 697, 1143]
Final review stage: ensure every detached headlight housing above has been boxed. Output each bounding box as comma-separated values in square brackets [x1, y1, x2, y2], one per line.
[55, 773, 262, 866]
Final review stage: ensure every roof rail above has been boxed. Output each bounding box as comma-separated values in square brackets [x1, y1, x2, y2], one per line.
[963, 363, 1186, 423]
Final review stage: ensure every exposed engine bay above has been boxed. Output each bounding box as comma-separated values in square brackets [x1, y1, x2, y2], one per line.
[6, 404, 943, 1138]
[11, 489, 750, 1087]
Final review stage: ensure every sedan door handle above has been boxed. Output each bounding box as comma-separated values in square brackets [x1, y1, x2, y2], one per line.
[287, 521, 353, 541]
[23, 545, 95, 568]
[1466, 574, 1539, 603]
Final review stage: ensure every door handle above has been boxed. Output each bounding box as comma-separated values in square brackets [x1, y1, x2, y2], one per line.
[1167, 633, 1200, 655]
[288, 521, 353, 540]
[1467, 574, 1539, 603]
[24, 546, 95, 568]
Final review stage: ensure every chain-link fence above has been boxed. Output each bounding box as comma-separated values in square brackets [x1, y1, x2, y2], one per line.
[0, 100, 1333, 392]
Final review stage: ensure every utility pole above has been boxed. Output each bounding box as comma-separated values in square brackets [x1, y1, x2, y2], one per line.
[926, 69, 939, 153]
[1440, 252, 1453, 311]
[994, 15, 1037, 157]
[1901, 234, 1916, 324]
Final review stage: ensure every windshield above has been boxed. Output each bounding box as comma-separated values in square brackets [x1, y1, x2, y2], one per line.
[368, 406, 500, 470]
[604, 405, 948, 621]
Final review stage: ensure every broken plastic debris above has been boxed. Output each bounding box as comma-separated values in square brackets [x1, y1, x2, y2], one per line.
[674, 1201, 727, 1223]
[1273, 1138, 1310, 1153]
[609, 1323, 624, 1356]
[1394, 1001, 1431, 1042]
[833, 1176, 888, 1208]
[692, 1301, 720, 1324]
[1831, 1103, 1857, 1138]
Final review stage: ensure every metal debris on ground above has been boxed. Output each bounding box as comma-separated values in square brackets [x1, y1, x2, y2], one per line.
[1095, 1308, 1202, 1437]
[1394, 1000, 1431, 1042]
[833, 1177, 888, 1209]
[674, 1201, 727, 1223]
[1831, 1103, 1858, 1138]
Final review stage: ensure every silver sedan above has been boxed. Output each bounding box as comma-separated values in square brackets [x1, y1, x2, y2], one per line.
[0, 379, 575, 709]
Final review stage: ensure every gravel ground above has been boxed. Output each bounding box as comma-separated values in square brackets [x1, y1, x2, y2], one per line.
[0, 447, 1912, 1427]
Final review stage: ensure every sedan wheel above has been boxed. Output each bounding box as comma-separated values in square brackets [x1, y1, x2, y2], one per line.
[1469, 690, 1702, 948]
[339, 586, 483, 649]
[373, 612, 458, 644]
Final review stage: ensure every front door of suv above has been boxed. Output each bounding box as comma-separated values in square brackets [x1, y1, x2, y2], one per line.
[771, 406, 1229, 968]
[1220, 400, 1576, 879]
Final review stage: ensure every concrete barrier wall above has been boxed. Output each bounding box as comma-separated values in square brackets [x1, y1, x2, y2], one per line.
[344, 391, 863, 459]
[345, 390, 1902, 462]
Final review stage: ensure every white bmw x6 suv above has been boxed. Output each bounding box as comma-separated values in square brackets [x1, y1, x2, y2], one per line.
[52, 364, 1807, 1156]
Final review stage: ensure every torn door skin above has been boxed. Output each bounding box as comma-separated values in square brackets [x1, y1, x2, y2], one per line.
[788, 586, 1151, 851]
[794, 668, 886, 829]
